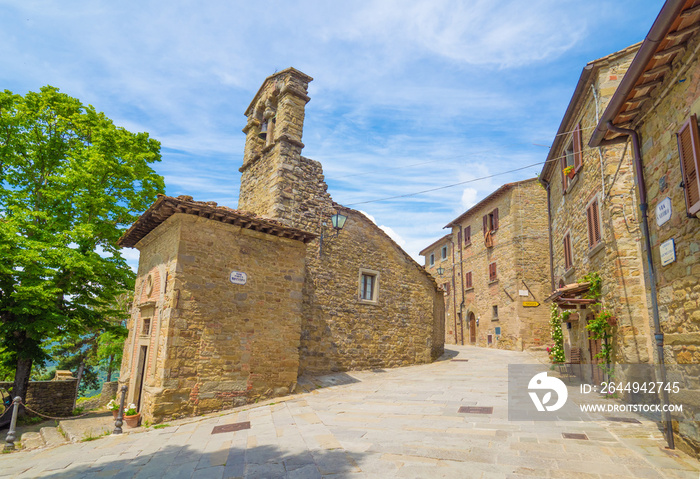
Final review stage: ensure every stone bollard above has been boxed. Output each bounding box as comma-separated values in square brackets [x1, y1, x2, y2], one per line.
[112, 385, 128, 435]
[4, 397, 21, 451]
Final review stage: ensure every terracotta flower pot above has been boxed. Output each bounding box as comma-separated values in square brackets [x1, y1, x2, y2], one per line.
[124, 412, 140, 428]
[606, 316, 617, 327]
[112, 410, 119, 420]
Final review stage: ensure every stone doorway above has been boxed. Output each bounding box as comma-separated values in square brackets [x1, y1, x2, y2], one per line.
[469, 312, 476, 343]
[588, 335, 604, 384]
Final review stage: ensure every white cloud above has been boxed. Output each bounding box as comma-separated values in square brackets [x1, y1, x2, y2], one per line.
[461, 188, 479, 210]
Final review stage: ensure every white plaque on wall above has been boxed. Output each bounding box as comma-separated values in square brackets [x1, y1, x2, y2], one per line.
[659, 239, 676, 266]
[229, 271, 247, 285]
[519, 290, 529, 297]
[656, 197, 672, 226]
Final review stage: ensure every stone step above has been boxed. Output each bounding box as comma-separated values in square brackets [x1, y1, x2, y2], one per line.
[40, 426, 68, 447]
[20, 431, 46, 450]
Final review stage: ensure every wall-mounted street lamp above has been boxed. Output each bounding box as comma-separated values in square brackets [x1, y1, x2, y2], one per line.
[319, 210, 348, 256]
[330, 212, 347, 236]
[436, 266, 445, 276]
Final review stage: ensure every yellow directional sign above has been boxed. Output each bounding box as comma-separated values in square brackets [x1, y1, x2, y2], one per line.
[522, 301, 540, 307]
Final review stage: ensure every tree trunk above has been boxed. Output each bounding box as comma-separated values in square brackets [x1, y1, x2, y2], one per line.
[106, 354, 114, 383]
[74, 362, 85, 409]
[13, 357, 33, 416]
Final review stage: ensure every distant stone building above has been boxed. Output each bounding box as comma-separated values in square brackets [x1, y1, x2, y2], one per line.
[419, 235, 454, 340]
[589, 0, 700, 456]
[422, 178, 550, 350]
[539, 44, 654, 385]
[117, 68, 444, 422]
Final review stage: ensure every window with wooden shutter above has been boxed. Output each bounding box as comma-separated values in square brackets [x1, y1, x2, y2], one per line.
[489, 262, 497, 282]
[465, 271, 472, 289]
[573, 122, 583, 171]
[678, 114, 700, 215]
[563, 233, 572, 270]
[483, 214, 488, 235]
[445, 282, 450, 295]
[464, 226, 471, 246]
[586, 199, 601, 248]
[457, 231, 462, 247]
[492, 208, 499, 231]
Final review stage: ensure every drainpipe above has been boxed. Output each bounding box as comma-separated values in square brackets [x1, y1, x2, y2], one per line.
[605, 121, 674, 450]
[539, 177, 555, 292]
[458, 225, 466, 344]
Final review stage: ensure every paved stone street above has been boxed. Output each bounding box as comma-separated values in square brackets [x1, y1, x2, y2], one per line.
[2, 346, 699, 478]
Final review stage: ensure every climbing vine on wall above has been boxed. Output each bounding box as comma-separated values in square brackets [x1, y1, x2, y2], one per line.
[548, 303, 566, 363]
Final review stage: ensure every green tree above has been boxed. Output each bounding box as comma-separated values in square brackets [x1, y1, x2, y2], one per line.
[0, 86, 163, 404]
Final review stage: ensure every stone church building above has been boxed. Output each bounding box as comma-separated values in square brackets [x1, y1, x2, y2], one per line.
[117, 68, 445, 422]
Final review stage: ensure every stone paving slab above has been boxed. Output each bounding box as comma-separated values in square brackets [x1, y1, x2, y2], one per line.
[1, 346, 699, 478]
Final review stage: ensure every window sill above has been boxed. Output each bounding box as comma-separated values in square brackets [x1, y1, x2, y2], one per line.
[464, 242, 472, 248]
[488, 279, 499, 285]
[587, 241, 605, 259]
[464, 287, 474, 292]
[491, 318, 499, 322]
[358, 299, 378, 305]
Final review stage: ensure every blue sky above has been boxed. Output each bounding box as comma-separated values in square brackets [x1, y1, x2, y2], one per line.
[1, 1, 664, 268]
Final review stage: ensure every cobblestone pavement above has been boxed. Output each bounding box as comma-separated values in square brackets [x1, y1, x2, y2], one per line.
[2, 346, 699, 478]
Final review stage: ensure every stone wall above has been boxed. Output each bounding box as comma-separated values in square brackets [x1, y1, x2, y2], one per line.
[0, 380, 77, 418]
[632, 32, 700, 456]
[300, 210, 444, 375]
[123, 213, 307, 423]
[442, 179, 550, 351]
[544, 47, 653, 384]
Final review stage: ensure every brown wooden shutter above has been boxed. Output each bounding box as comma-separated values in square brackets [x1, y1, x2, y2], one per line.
[465, 226, 471, 245]
[445, 282, 450, 294]
[483, 214, 488, 235]
[457, 231, 462, 247]
[561, 155, 568, 190]
[563, 233, 572, 270]
[592, 199, 600, 244]
[573, 122, 583, 170]
[465, 272, 472, 289]
[492, 208, 499, 230]
[678, 114, 700, 214]
[586, 204, 594, 247]
[489, 262, 497, 282]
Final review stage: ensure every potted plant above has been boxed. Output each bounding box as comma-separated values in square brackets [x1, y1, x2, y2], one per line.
[107, 399, 120, 419]
[563, 165, 575, 179]
[124, 404, 140, 428]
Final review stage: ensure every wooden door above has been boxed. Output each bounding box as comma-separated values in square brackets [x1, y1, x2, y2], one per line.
[469, 312, 476, 343]
[134, 346, 148, 411]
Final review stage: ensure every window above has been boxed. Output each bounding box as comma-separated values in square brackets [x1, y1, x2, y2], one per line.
[586, 199, 601, 248]
[464, 226, 471, 246]
[457, 230, 462, 248]
[482, 208, 499, 234]
[561, 122, 583, 190]
[444, 282, 451, 294]
[441, 245, 448, 260]
[359, 269, 379, 303]
[141, 317, 151, 336]
[465, 271, 473, 289]
[563, 232, 573, 271]
[492, 305, 499, 320]
[488, 262, 497, 282]
[678, 114, 700, 215]
[429, 253, 435, 266]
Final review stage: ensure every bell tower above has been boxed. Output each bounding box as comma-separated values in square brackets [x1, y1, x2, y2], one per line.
[238, 68, 332, 232]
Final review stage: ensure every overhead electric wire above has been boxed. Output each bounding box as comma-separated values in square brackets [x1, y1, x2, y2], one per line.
[327, 124, 596, 182]
[342, 151, 575, 207]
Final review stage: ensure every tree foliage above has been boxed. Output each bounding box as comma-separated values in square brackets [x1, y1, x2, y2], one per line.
[0, 86, 163, 400]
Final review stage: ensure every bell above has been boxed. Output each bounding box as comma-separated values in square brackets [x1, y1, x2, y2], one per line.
[258, 119, 268, 140]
